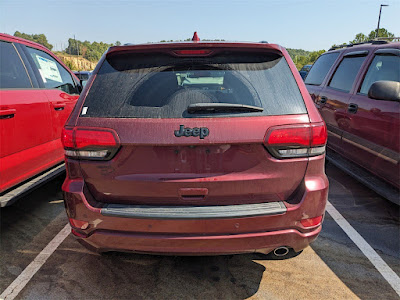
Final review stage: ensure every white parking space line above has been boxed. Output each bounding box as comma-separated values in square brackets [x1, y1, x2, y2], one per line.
[0, 224, 70, 300]
[326, 201, 400, 297]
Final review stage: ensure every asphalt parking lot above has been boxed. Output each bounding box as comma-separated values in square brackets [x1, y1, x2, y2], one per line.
[1, 163, 399, 300]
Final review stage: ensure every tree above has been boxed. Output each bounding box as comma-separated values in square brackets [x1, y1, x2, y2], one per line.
[115, 41, 121, 46]
[14, 31, 53, 50]
[309, 50, 326, 62]
[287, 48, 326, 70]
[63, 38, 114, 62]
[350, 33, 368, 44]
[287, 48, 310, 58]
[368, 28, 395, 40]
[65, 38, 80, 55]
[332, 28, 396, 48]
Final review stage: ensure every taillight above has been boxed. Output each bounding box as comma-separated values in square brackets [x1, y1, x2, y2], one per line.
[61, 127, 120, 160]
[61, 127, 74, 148]
[264, 122, 327, 158]
[75, 129, 118, 149]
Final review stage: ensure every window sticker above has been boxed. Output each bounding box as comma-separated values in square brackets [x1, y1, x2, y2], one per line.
[35, 54, 63, 83]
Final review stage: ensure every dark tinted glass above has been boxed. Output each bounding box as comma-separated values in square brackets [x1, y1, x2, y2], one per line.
[329, 56, 366, 92]
[76, 73, 90, 80]
[0, 41, 32, 89]
[305, 52, 339, 86]
[301, 65, 311, 72]
[25, 47, 79, 95]
[360, 54, 400, 94]
[82, 52, 306, 118]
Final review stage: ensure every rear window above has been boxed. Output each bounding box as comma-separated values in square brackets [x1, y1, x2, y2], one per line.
[81, 51, 306, 118]
[305, 52, 340, 86]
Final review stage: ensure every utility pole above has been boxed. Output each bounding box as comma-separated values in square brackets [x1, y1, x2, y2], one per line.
[375, 4, 389, 38]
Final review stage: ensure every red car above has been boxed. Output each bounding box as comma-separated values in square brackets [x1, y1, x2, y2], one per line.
[62, 34, 329, 257]
[305, 41, 399, 204]
[0, 33, 80, 206]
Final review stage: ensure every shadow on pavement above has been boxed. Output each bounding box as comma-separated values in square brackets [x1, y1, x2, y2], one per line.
[19, 244, 268, 299]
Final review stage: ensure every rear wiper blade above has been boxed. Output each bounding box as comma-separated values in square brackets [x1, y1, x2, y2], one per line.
[187, 103, 264, 114]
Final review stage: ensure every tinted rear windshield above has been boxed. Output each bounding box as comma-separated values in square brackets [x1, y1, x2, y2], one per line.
[81, 51, 306, 118]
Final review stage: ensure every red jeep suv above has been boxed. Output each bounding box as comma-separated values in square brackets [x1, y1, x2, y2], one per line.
[62, 35, 329, 256]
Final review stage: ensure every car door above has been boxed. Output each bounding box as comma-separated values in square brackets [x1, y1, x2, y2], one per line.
[342, 48, 400, 188]
[0, 40, 54, 192]
[22, 46, 80, 159]
[317, 51, 368, 154]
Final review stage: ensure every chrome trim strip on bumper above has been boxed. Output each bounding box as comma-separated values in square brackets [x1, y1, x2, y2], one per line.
[101, 201, 287, 219]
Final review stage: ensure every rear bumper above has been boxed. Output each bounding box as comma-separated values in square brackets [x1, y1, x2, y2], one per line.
[62, 169, 328, 255]
[74, 226, 321, 255]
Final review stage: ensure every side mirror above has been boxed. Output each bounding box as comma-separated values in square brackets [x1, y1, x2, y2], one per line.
[368, 80, 400, 102]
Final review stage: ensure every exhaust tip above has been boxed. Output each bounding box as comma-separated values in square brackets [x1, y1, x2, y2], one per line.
[273, 246, 290, 257]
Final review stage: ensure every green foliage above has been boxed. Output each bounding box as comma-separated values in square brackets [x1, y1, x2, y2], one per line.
[64, 60, 77, 71]
[65, 38, 113, 62]
[333, 28, 395, 48]
[64, 39, 120, 62]
[14, 31, 53, 50]
[287, 48, 326, 70]
[368, 28, 395, 40]
[350, 33, 368, 44]
[287, 48, 310, 58]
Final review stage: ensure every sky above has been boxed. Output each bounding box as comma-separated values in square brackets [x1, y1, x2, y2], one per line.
[1, 0, 399, 52]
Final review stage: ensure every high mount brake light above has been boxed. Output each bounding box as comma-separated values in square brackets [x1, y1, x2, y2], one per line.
[173, 49, 213, 56]
[61, 127, 120, 160]
[264, 123, 327, 158]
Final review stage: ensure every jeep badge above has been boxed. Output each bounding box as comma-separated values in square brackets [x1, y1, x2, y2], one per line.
[174, 125, 209, 139]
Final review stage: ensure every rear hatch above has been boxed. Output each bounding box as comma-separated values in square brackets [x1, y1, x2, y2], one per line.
[71, 44, 313, 206]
